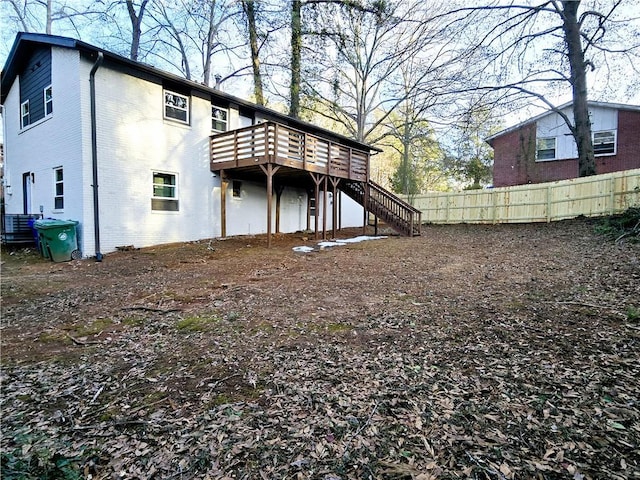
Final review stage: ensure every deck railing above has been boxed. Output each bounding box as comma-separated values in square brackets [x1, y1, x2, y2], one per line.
[210, 122, 369, 182]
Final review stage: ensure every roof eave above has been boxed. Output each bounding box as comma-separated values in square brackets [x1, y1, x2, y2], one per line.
[1, 32, 379, 153]
[485, 100, 640, 145]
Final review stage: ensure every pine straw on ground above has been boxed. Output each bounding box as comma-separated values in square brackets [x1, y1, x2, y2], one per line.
[1, 219, 639, 479]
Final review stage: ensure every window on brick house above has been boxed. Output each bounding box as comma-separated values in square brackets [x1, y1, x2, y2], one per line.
[152, 172, 179, 211]
[164, 90, 189, 124]
[212, 106, 228, 132]
[44, 85, 53, 115]
[536, 137, 556, 160]
[54, 167, 64, 209]
[593, 130, 616, 155]
[309, 194, 316, 216]
[21, 100, 30, 128]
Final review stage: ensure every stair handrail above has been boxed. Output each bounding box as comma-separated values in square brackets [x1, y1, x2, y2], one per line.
[368, 180, 421, 214]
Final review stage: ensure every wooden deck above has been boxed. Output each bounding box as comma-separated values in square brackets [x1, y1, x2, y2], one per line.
[209, 121, 421, 245]
[210, 122, 369, 182]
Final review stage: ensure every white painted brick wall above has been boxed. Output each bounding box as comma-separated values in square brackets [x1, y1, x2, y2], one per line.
[4, 46, 365, 257]
[3, 48, 85, 229]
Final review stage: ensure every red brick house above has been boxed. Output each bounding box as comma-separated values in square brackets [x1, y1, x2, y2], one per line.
[487, 101, 640, 187]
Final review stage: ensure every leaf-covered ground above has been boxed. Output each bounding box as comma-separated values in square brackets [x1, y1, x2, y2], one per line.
[1, 219, 639, 479]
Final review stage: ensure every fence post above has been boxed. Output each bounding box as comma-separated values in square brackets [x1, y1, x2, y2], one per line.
[546, 185, 552, 222]
[610, 176, 616, 215]
[492, 190, 498, 224]
[445, 194, 450, 223]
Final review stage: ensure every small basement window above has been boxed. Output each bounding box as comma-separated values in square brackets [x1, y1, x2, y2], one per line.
[593, 130, 616, 155]
[536, 137, 556, 161]
[164, 90, 189, 124]
[152, 172, 179, 211]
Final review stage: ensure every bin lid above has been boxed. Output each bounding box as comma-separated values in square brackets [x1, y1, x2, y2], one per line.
[34, 219, 79, 229]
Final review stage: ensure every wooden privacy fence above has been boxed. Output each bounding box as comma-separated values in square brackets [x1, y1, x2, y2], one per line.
[409, 169, 640, 224]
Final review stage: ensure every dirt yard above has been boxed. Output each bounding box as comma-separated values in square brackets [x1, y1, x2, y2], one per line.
[1, 219, 639, 479]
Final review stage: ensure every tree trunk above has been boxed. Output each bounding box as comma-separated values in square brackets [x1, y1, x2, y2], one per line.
[562, 0, 596, 177]
[243, 0, 264, 105]
[289, 0, 302, 118]
[403, 120, 411, 197]
[202, 0, 218, 87]
[127, 0, 148, 61]
[46, 0, 53, 34]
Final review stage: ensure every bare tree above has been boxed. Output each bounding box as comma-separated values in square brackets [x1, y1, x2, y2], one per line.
[442, 0, 640, 177]
[144, 0, 240, 86]
[4, 0, 104, 36]
[381, 58, 451, 197]
[126, 0, 148, 61]
[144, 1, 193, 79]
[304, 0, 466, 143]
[289, 0, 302, 117]
[240, 0, 264, 104]
[445, 102, 498, 189]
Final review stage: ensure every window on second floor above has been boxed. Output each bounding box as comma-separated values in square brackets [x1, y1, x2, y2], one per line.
[212, 106, 228, 132]
[44, 85, 53, 115]
[593, 130, 616, 155]
[54, 167, 64, 210]
[164, 90, 189, 124]
[21, 100, 30, 128]
[152, 172, 179, 211]
[536, 137, 556, 161]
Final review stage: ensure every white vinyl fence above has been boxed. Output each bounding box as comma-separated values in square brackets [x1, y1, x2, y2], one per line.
[409, 169, 640, 224]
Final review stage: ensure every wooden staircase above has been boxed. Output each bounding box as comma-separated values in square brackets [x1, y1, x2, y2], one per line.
[340, 180, 422, 236]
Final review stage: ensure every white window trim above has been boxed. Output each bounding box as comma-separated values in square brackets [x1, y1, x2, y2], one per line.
[536, 136, 557, 162]
[593, 129, 616, 156]
[163, 90, 190, 124]
[211, 105, 228, 133]
[152, 171, 179, 212]
[21, 100, 30, 128]
[53, 166, 64, 211]
[44, 85, 53, 116]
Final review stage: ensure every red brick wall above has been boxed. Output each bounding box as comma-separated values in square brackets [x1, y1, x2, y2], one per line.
[598, 110, 640, 174]
[492, 109, 640, 187]
[491, 124, 535, 187]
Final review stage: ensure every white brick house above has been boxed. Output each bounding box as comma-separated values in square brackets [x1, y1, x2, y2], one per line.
[1, 33, 380, 258]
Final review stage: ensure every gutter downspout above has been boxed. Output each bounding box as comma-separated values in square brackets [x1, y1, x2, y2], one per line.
[90, 52, 103, 261]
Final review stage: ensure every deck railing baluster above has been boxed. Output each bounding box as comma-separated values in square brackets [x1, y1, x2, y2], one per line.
[211, 121, 373, 183]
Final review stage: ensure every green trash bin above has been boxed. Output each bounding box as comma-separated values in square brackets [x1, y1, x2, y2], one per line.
[34, 219, 81, 262]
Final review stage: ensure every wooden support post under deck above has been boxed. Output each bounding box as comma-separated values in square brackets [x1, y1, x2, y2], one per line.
[310, 173, 324, 240]
[220, 170, 227, 238]
[315, 181, 320, 240]
[330, 177, 340, 239]
[338, 191, 342, 231]
[275, 185, 285, 233]
[322, 176, 328, 240]
[306, 189, 312, 231]
[362, 181, 369, 235]
[260, 164, 280, 248]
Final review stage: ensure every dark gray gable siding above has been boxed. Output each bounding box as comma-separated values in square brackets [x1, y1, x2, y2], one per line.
[20, 46, 52, 126]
